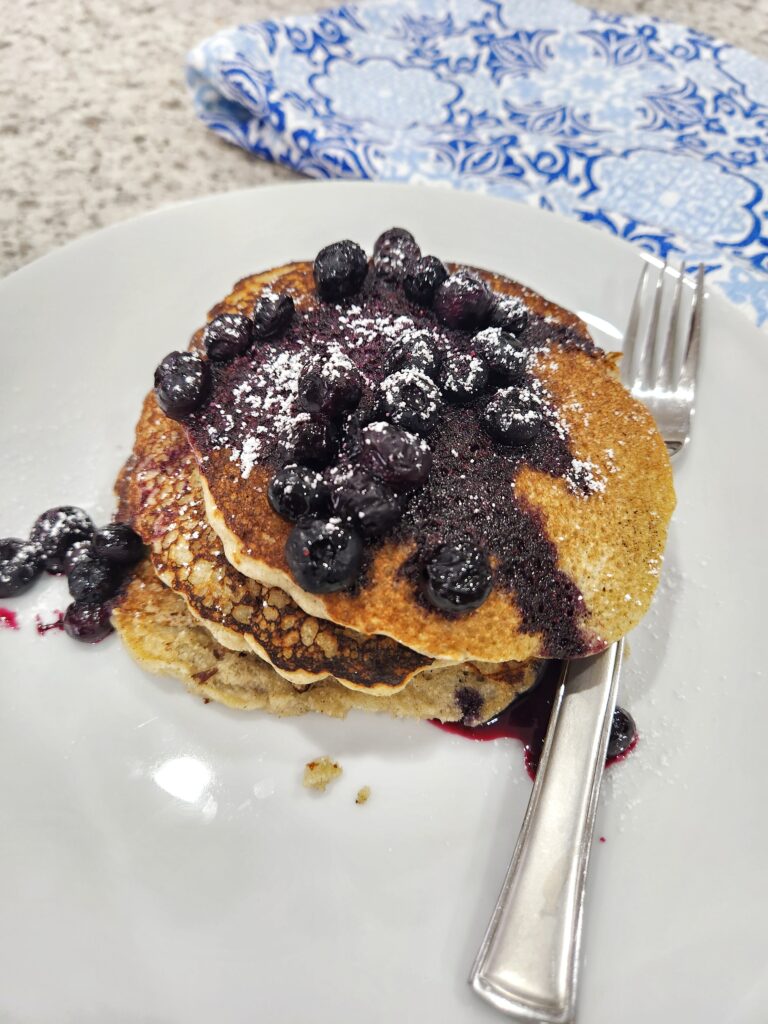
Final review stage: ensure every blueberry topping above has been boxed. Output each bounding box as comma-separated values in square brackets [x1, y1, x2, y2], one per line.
[203, 313, 252, 361]
[30, 506, 95, 575]
[383, 330, 442, 380]
[482, 387, 544, 445]
[373, 228, 416, 254]
[425, 542, 493, 614]
[439, 351, 489, 404]
[404, 256, 449, 307]
[380, 368, 442, 437]
[68, 556, 120, 604]
[252, 292, 294, 341]
[288, 416, 338, 468]
[285, 519, 363, 593]
[607, 707, 637, 759]
[298, 354, 363, 419]
[360, 422, 433, 491]
[373, 233, 421, 283]
[63, 600, 114, 643]
[474, 327, 529, 382]
[63, 540, 94, 575]
[434, 270, 493, 330]
[314, 240, 368, 301]
[0, 538, 43, 598]
[92, 523, 144, 565]
[268, 465, 331, 522]
[490, 294, 530, 335]
[154, 351, 212, 421]
[329, 467, 401, 539]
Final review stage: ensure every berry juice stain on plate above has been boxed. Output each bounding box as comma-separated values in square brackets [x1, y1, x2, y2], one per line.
[433, 665, 638, 780]
[35, 611, 64, 636]
[0, 607, 19, 630]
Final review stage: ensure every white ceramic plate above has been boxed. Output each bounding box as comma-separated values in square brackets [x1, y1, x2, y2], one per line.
[1, 183, 767, 1024]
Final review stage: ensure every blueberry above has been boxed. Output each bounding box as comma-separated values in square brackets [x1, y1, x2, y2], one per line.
[439, 351, 489, 404]
[360, 422, 433, 491]
[252, 292, 294, 341]
[329, 467, 401, 539]
[455, 686, 484, 726]
[288, 416, 338, 468]
[373, 228, 416, 254]
[434, 271, 493, 330]
[474, 327, 529, 382]
[298, 354, 363, 419]
[30, 506, 95, 575]
[404, 256, 449, 307]
[607, 707, 637, 759]
[63, 600, 114, 643]
[482, 387, 544, 445]
[314, 240, 368, 301]
[490, 294, 530, 335]
[153, 351, 212, 421]
[0, 538, 43, 597]
[373, 232, 421, 283]
[64, 540, 94, 575]
[68, 557, 120, 603]
[285, 519, 363, 593]
[268, 465, 331, 522]
[92, 523, 144, 565]
[383, 330, 442, 380]
[424, 542, 492, 614]
[380, 368, 442, 437]
[203, 313, 252, 361]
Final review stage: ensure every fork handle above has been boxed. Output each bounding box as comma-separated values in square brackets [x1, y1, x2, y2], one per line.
[469, 641, 623, 1024]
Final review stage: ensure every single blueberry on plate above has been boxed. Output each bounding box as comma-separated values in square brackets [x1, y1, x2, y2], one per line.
[425, 541, 493, 613]
[252, 292, 294, 341]
[314, 240, 368, 301]
[329, 467, 401, 539]
[434, 270, 493, 330]
[439, 351, 489, 404]
[360, 422, 432, 491]
[607, 707, 637, 759]
[92, 523, 145, 565]
[380, 368, 442, 437]
[153, 351, 212, 421]
[474, 327, 529, 382]
[203, 313, 253, 361]
[285, 519, 363, 593]
[404, 256, 449, 307]
[68, 557, 120, 604]
[30, 506, 95, 575]
[0, 538, 43, 597]
[268, 465, 331, 522]
[482, 387, 544, 445]
[63, 600, 114, 643]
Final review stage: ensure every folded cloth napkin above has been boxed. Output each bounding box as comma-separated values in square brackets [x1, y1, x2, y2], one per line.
[188, 0, 768, 326]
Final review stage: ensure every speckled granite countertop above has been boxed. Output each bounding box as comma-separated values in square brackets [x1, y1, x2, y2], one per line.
[2, 0, 766, 277]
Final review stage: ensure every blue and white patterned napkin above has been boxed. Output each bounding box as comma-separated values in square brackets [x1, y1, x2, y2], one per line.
[188, 0, 768, 326]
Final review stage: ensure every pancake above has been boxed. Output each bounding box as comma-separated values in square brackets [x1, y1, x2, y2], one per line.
[113, 561, 539, 724]
[181, 257, 675, 664]
[116, 394, 435, 693]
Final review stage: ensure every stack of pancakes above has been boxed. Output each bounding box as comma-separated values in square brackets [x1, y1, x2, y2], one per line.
[113, 257, 674, 725]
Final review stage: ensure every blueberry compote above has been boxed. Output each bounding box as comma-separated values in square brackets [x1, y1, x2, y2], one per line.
[434, 664, 638, 779]
[183, 230, 600, 657]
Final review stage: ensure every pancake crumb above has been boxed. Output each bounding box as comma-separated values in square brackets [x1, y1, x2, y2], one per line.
[355, 786, 371, 805]
[303, 757, 342, 792]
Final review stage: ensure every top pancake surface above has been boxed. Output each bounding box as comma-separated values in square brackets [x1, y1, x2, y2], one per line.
[183, 258, 674, 664]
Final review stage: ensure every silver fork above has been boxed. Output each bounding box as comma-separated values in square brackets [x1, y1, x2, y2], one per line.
[469, 260, 705, 1024]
